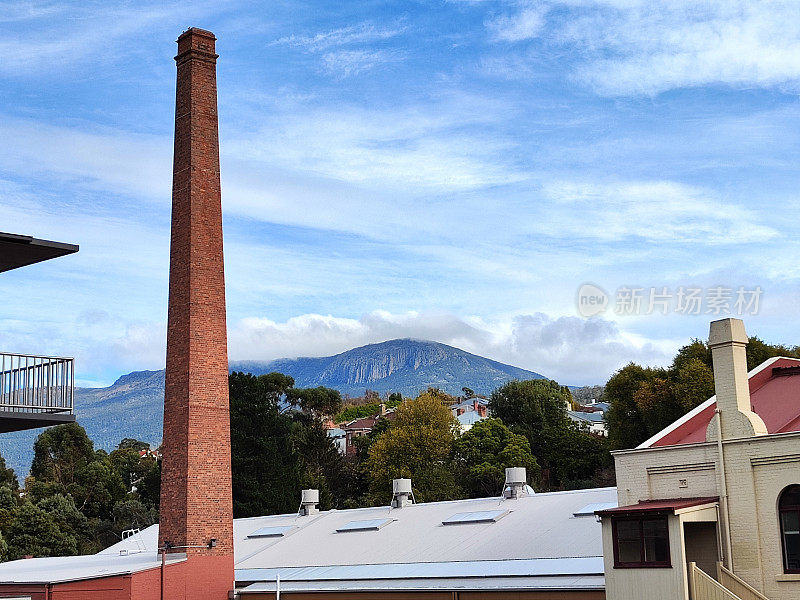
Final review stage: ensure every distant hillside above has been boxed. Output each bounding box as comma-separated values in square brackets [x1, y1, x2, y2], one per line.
[0, 339, 545, 476]
[233, 339, 545, 397]
[0, 370, 166, 479]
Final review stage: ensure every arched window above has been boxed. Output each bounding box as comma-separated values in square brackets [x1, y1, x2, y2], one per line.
[780, 485, 800, 573]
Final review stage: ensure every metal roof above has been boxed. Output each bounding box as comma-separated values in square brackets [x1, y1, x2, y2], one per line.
[0, 550, 184, 584]
[241, 575, 606, 593]
[27, 486, 618, 592]
[457, 411, 485, 426]
[642, 356, 800, 448]
[568, 411, 605, 423]
[595, 497, 718, 517]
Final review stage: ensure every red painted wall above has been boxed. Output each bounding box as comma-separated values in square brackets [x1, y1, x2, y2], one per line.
[0, 561, 188, 600]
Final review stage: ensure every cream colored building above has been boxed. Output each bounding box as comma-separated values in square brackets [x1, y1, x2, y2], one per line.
[598, 318, 800, 600]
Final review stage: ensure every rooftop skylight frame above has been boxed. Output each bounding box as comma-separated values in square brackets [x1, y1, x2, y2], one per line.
[442, 509, 509, 525]
[336, 518, 394, 532]
[246, 525, 295, 539]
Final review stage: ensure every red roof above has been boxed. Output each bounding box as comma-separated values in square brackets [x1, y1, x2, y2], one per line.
[595, 497, 718, 517]
[647, 357, 800, 448]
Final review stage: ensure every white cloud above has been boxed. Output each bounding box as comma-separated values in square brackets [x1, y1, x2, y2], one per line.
[488, 2, 548, 42]
[486, 0, 800, 95]
[541, 179, 778, 244]
[0, 1, 216, 76]
[321, 49, 402, 77]
[224, 94, 523, 191]
[0, 117, 171, 200]
[272, 23, 405, 51]
[228, 309, 673, 385]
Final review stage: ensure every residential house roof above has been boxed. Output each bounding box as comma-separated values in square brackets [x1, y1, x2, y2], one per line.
[568, 411, 605, 424]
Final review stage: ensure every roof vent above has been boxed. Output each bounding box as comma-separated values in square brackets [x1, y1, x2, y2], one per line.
[503, 467, 532, 499]
[391, 478, 414, 508]
[300, 488, 319, 516]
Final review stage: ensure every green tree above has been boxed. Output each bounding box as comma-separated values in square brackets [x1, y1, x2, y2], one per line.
[6, 501, 78, 559]
[30, 422, 95, 487]
[365, 390, 461, 503]
[452, 418, 539, 497]
[28, 424, 126, 522]
[287, 386, 342, 417]
[36, 493, 91, 553]
[109, 443, 159, 502]
[489, 379, 572, 460]
[489, 379, 608, 490]
[604, 364, 653, 450]
[0, 453, 18, 493]
[116, 438, 151, 452]
[230, 372, 300, 517]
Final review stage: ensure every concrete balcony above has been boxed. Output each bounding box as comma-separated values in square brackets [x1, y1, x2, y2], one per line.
[0, 352, 76, 433]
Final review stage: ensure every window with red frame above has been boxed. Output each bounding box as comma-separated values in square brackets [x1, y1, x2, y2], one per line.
[780, 485, 800, 573]
[612, 516, 671, 568]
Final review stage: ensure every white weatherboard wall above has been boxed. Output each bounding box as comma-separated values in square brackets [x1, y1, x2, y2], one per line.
[602, 514, 688, 600]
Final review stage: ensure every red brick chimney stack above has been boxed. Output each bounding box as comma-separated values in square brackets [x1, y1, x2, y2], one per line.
[159, 27, 234, 599]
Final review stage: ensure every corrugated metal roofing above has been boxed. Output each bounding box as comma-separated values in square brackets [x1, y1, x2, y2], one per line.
[7, 486, 617, 591]
[595, 497, 718, 517]
[241, 575, 606, 593]
[0, 550, 184, 584]
[644, 356, 800, 448]
[236, 556, 605, 582]
[568, 411, 605, 423]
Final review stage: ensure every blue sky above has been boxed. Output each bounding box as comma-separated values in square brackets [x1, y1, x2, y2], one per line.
[2, 0, 800, 387]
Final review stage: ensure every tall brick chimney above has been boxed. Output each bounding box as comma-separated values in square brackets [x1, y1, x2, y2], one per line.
[159, 27, 234, 599]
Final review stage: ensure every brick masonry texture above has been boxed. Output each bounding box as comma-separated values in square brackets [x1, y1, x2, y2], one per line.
[158, 27, 234, 598]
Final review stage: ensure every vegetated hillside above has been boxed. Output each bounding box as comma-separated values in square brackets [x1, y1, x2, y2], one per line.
[0, 370, 165, 478]
[0, 339, 546, 476]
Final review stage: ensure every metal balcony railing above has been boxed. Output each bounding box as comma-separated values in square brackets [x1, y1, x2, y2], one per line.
[0, 353, 74, 414]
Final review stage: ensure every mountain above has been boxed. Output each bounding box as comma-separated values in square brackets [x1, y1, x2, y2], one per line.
[0, 339, 545, 476]
[233, 339, 544, 397]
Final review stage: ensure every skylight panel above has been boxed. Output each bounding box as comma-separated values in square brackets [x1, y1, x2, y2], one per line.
[246, 525, 294, 538]
[336, 518, 393, 532]
[442, 509, 509, 525]
[573, 502, 617, 517]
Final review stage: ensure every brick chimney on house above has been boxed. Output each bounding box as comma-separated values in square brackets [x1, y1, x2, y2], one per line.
[706, 318, 767, 441]
[159, 28, 234, 600]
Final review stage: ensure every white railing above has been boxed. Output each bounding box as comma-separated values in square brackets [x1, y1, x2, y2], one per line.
[717, 563, 770, 600]
[0, 353, 74, 414]
[688, 562, 743, 600]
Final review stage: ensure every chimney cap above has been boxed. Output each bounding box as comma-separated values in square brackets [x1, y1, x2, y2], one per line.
[178, 27, 217, 41]
[709, 318, 748, 348]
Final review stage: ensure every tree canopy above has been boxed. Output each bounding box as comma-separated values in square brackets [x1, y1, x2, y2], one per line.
[489, 379, 612, 490]
[365, 389, 460, 503]
[452, 418, 539, 497]
[604, 336, 800, 450]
